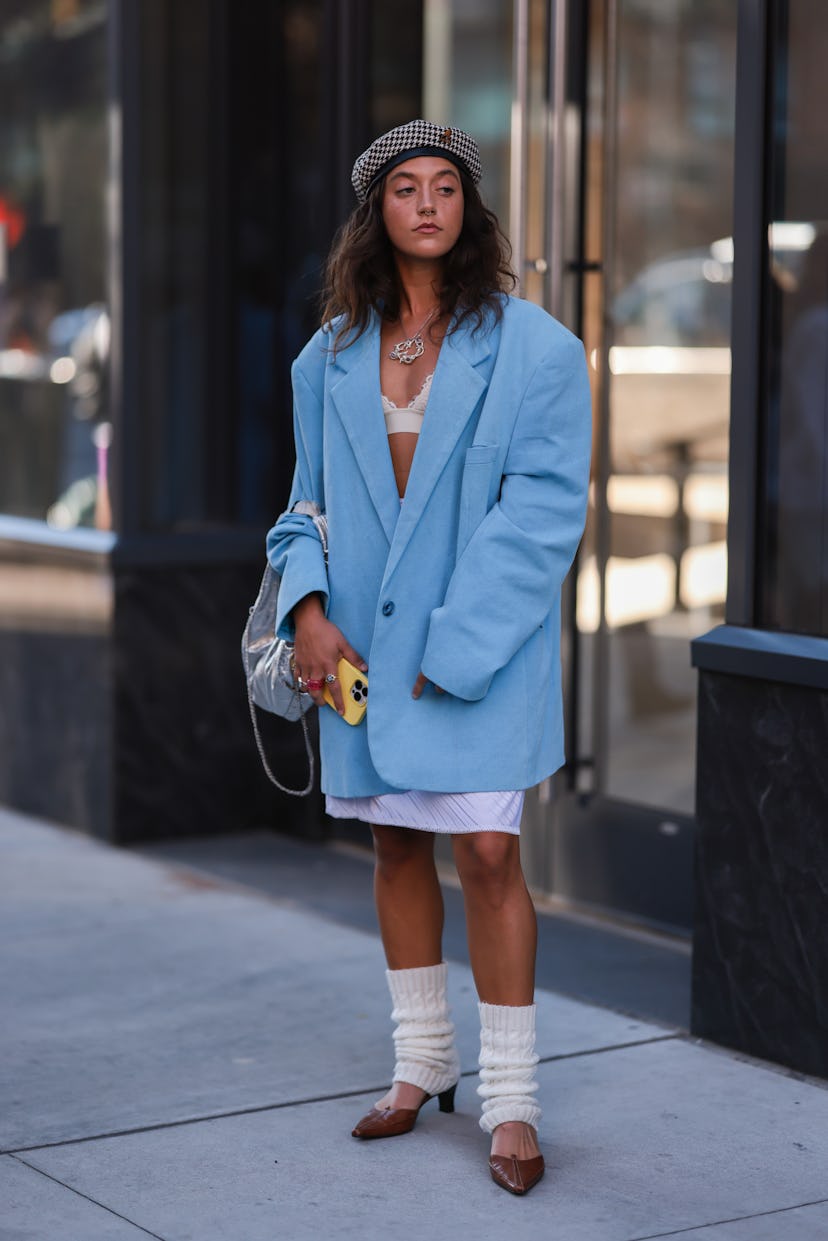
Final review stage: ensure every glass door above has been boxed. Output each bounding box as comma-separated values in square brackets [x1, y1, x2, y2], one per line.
[420, 0, 738, 931]
[540, 0, 738, 930]
[506, 0, 593, 892]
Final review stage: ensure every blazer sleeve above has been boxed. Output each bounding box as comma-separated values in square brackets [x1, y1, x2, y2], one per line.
[265, 350, 330, 641]
[420, 336, 592, 701]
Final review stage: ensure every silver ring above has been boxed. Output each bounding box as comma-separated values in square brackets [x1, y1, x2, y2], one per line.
[296, 677, 308, 693]
[325, 673, 338, 684]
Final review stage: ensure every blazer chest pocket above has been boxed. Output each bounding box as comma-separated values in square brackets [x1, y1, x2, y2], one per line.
[457, 444, 500, 559]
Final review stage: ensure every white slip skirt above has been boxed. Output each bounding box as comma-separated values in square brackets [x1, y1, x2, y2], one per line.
[325, 790, 525, 835]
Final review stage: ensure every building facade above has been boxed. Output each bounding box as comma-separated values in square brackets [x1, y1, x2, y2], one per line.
[0, 1, 825, 1072]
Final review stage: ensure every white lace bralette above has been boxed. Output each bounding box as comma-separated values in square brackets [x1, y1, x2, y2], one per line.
[381, 372, 433, 436]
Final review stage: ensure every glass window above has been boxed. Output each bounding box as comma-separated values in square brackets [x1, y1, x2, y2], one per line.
[137, 0, 224, 532]
[233, 0, 330, 527]
[136, 0, 329, 532]
[759, 0, 828, 637]
[371, 4, 423, 136]
[136, 0, 423, 534]
[422, 0, 512, 226]
[0, 1, 110, 532]
[577, 0, 737, 815]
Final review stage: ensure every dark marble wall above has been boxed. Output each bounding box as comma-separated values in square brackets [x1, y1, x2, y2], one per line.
[112, 560, 325, 842]
[0, 627, 112, 838]
[692, 669, 828, 1078]
[0, 553, 325, 843]
[0, 554, 113, 838]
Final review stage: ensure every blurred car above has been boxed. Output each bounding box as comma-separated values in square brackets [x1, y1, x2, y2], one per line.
[607, 225, 815, 471]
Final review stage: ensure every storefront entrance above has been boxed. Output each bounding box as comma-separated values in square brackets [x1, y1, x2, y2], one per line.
[425, 0, 738, 930]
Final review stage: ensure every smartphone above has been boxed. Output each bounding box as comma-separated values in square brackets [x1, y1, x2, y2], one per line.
[323, 657, 369, 725]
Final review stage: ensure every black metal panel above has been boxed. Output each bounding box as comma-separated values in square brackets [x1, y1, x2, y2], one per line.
[331, 0, 371, 224]
[205, 0, 234, 521]
[726, 0, 771, 626]
[692, 623, 828, 690]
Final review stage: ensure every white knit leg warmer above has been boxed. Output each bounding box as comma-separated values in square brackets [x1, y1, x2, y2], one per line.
[386, 962, 461, 1097]
[477, 1002, 541, 1133]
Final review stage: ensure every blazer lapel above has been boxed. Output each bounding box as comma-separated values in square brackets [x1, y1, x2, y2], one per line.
[328, 319, 400, 544]
[384, 318, 491, 579]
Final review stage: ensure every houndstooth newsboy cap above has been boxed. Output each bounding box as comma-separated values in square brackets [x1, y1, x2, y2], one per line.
[351, 119, 482, 203]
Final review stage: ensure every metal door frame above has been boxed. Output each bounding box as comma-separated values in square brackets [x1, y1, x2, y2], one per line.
[518, 0, 697, 935]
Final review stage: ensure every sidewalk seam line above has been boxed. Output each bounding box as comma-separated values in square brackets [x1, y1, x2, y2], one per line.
[538, 1033, 679, 1064]
[7, 1153, 169, 1240]
[3, 1034, 680, 1156]
[624, 1195, 828, 1240]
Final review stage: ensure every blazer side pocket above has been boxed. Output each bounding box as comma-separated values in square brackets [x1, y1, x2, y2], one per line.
[457, 444, 499, 559]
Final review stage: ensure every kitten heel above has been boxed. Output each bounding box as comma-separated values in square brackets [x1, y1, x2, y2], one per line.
[438, 1083, 457, 1113]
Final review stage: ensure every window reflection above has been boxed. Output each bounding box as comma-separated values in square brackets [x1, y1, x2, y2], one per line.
[0, 1, 110, 531]
[761, 2, 828, 636]
[577, 0, 737, 814]
[423, 0, 512, 225]
[138, 1, 422, 533]
[766, 226, 828, 635]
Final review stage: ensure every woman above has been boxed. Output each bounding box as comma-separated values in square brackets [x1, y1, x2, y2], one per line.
[266, 120, 591, 1195]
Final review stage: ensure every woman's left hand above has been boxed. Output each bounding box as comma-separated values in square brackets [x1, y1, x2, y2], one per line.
[411, 671, 445, 699]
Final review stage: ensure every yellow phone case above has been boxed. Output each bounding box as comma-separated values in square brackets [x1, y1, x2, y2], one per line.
[323, 657, 369, 725]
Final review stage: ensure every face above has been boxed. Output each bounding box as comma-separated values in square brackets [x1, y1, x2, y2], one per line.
[380, 156, 465, 262]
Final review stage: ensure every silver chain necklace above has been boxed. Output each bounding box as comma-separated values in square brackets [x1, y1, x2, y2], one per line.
[388, 307, 439, 365]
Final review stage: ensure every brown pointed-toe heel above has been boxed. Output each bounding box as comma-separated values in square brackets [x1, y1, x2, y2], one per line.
[488, 1153, 545, 1196]
[351, 1083, 457, 1140]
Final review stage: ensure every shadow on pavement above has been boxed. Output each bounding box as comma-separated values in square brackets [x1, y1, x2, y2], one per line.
[136, 829, 690, 1029]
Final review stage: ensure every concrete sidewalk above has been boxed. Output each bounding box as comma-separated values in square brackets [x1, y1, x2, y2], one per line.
[2, 808, 827, 1241]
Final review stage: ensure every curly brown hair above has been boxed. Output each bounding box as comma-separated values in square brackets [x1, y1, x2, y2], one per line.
[320, 169, 516, 354]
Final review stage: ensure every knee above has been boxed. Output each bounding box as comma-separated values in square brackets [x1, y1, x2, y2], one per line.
[372, 824, 434, 882]
[453, 833, 522, 902]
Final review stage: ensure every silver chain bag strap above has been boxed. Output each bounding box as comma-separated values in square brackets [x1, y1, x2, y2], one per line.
[241, 502, 328, 796]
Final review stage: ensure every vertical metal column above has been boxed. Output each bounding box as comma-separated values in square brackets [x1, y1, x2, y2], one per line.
[423, 0, 453, 121]
[107, 0, 142, 536]
[726, 0, 770, 626]
[330, 0, 371, 225]
[592, 0, 619, 795]
[547, 0, 569, 320]
[510, 0, 530, 292]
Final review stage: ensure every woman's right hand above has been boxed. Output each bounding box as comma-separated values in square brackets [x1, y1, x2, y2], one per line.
[292, 593, 368, 716]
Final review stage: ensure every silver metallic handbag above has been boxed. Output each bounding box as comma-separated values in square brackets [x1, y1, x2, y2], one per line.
[241, 503, 328, 796]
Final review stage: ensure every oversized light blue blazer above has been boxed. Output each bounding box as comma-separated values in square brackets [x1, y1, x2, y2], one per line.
[266, 295, 591, 798]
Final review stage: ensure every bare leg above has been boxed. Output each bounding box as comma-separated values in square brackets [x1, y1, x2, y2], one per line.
[371, 823, 444, 1110]
[452, 832, 541, 1161]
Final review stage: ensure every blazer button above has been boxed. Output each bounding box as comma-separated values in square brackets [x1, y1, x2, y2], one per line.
[381, 600, 395, 617]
